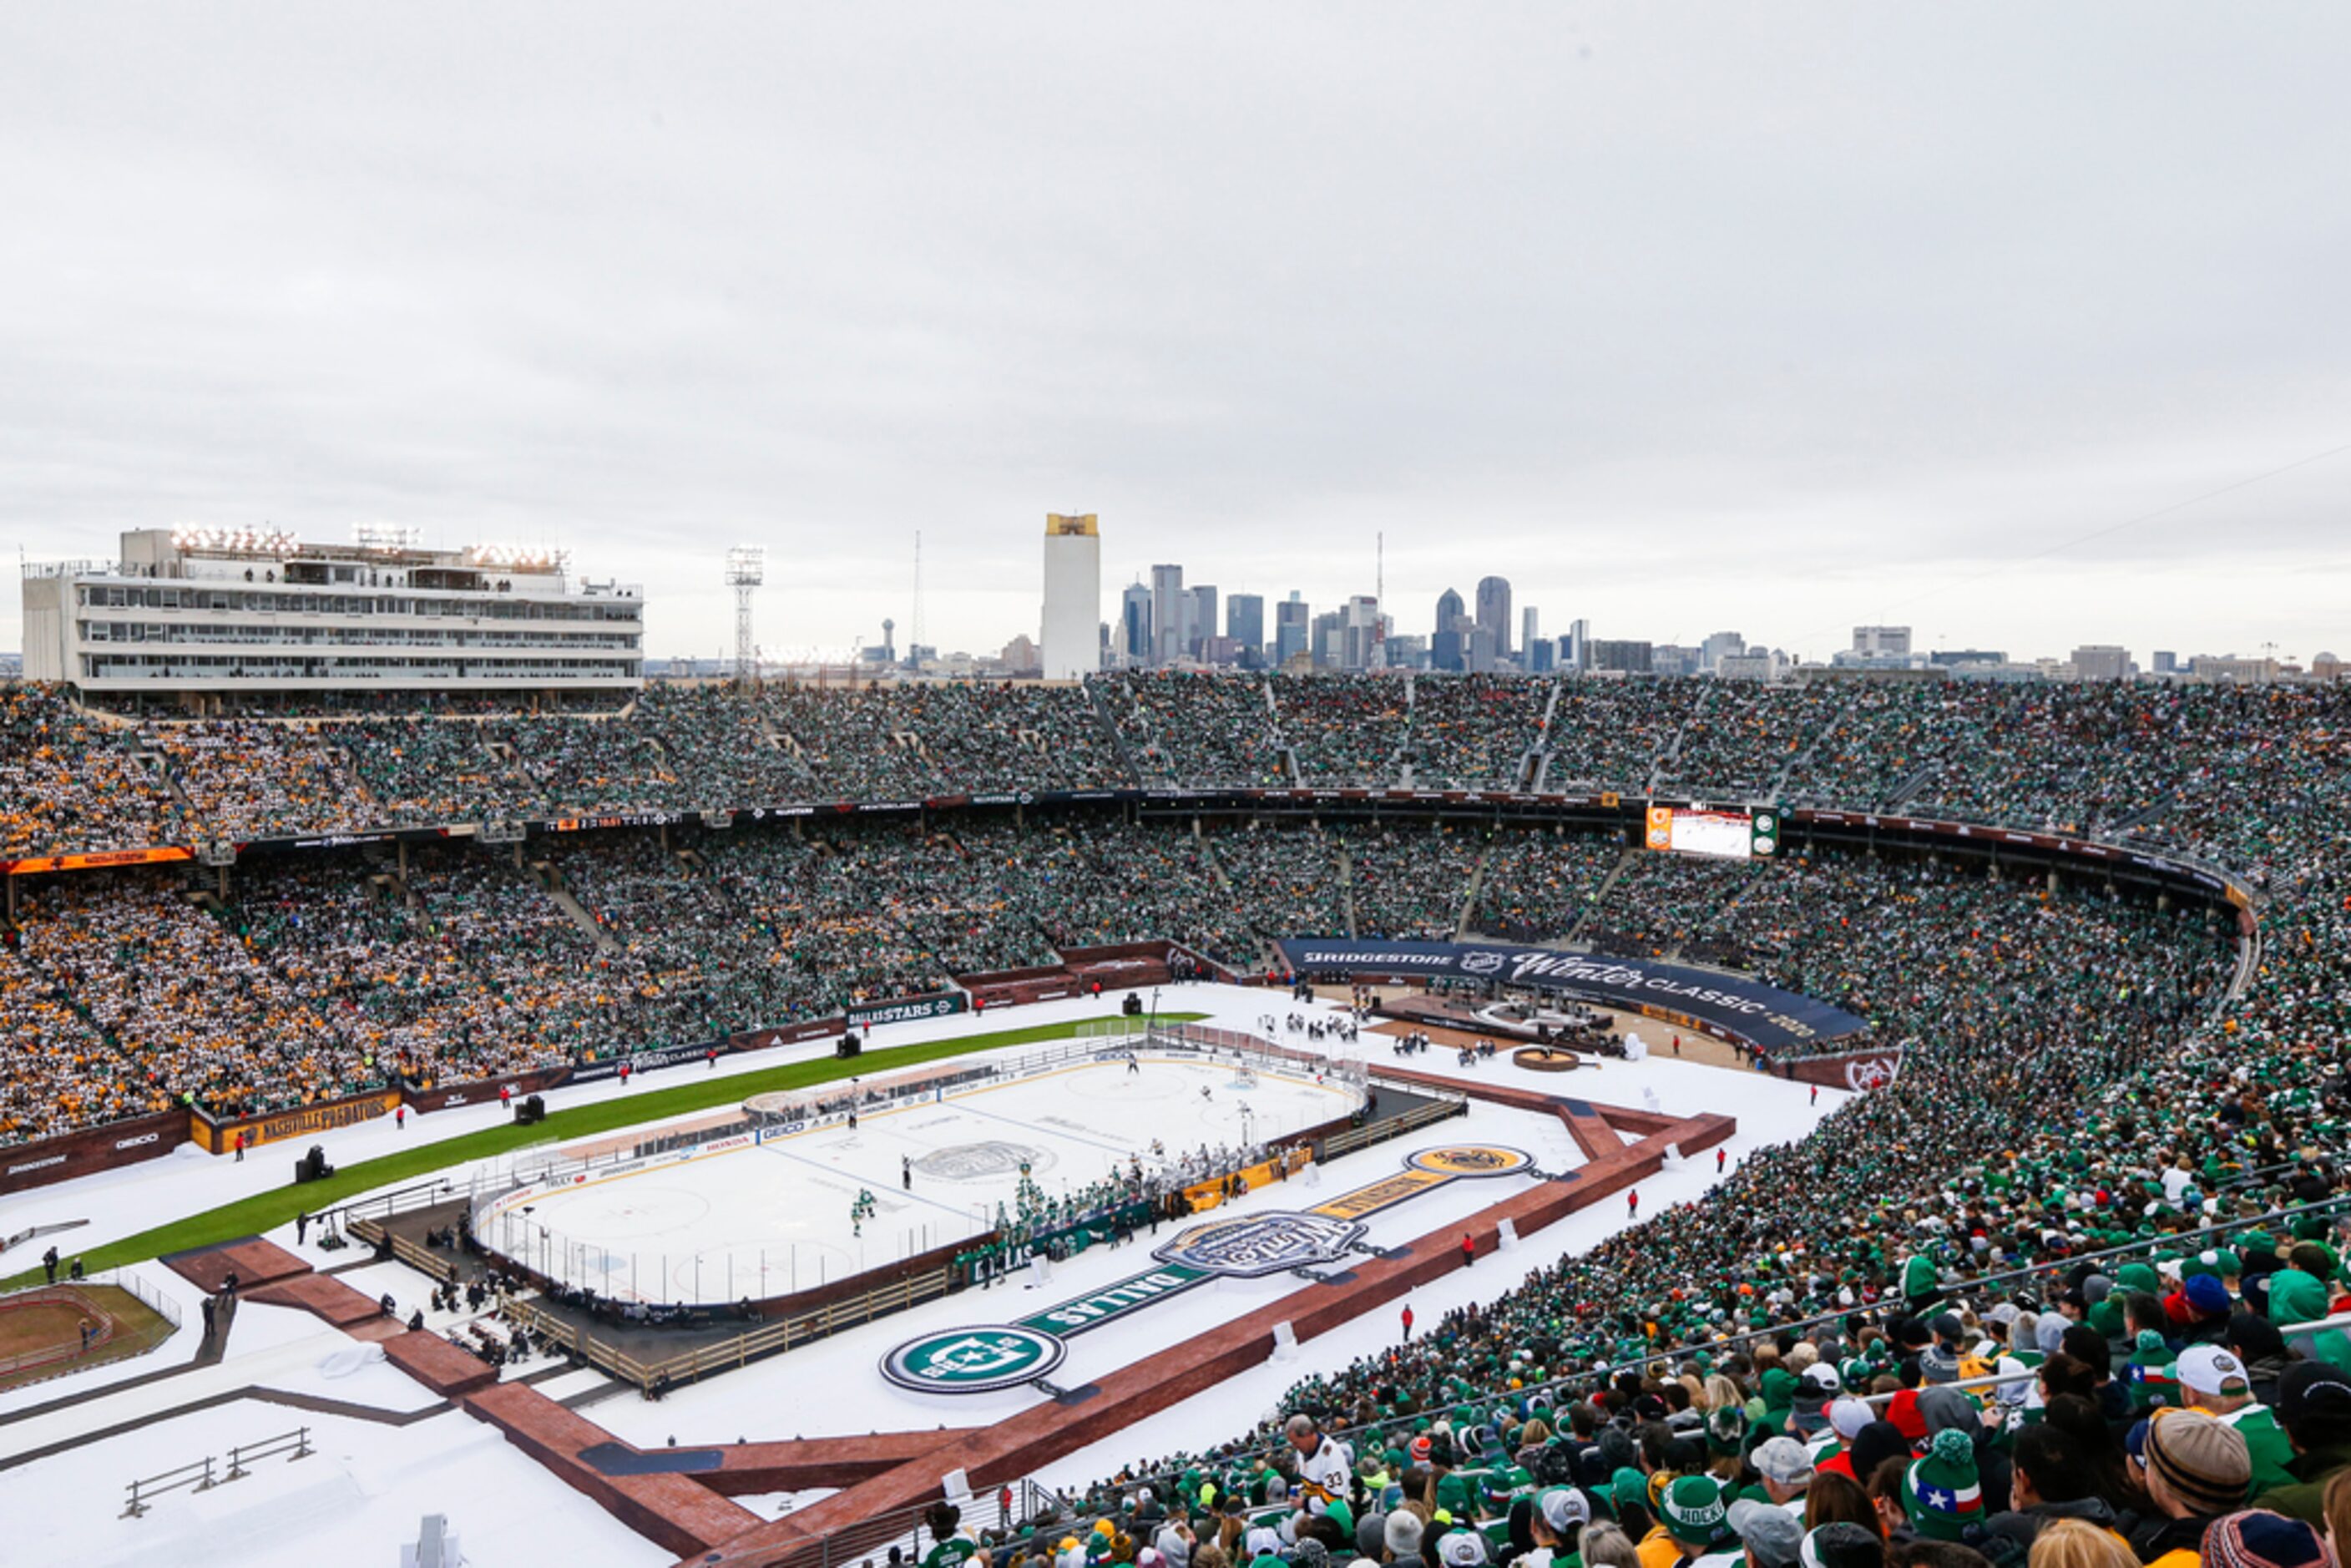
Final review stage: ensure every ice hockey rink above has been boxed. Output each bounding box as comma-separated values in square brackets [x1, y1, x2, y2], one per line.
[483, 1053, 1365, 1304]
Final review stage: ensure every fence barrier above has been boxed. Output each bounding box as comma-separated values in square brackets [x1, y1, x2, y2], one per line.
[124, 1427, 311, 1518]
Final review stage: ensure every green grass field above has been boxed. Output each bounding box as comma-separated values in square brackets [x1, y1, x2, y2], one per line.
[3, 1012, 1203, 1289]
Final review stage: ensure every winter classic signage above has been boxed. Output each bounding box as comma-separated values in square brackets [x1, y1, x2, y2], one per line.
[1277, 938, 1867, 1052]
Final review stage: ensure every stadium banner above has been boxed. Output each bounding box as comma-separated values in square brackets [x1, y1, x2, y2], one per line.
[846, 993, 968, 1029]
[1276, 938, 1868, 1054]
[404, 1066, 569, 1114]
[728, 1019, 850, 1053]
[1771, 1044, 1904, 1094]
[0, 1108, 187, 1196]
[2, 845, 195, 876]
[193, 1090, 402, 1155]
[559, 1037, 728, 1086]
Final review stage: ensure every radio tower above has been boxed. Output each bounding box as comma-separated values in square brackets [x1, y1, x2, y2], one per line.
[725, 545, 766, 685]
[909, 530, 926, 669]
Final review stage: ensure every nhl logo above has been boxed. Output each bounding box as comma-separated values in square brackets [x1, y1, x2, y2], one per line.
[1153, 1211, 1367, 1278]
[1459, 950, 1507, 976]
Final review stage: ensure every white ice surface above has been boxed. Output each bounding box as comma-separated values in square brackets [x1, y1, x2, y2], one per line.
[493, 1055, 1363, 1303]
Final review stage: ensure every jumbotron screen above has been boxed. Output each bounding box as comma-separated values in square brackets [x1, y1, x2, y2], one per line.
[1645, 804, 1780, 860]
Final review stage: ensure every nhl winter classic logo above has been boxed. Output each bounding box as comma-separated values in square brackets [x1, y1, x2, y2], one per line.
[1153, 1211, 1368, 1278]
[880, 1326, 1068, 1393]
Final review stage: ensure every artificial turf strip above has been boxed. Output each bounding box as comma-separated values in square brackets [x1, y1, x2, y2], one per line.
[3, 1011, 1206, 1289]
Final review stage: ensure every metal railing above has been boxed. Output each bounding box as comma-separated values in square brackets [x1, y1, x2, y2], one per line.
[124, 1427, 311, 1518]
[770, 1478, 1065, 1568]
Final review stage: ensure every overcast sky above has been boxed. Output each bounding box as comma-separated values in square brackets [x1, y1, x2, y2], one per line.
[4, 4, 2347, 665]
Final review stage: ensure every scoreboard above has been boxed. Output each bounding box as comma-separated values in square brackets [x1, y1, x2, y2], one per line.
[1645, 803, 1780, 861]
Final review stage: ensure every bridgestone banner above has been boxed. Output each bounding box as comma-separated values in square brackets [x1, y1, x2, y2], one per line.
[1276, 938, 1867, 1053]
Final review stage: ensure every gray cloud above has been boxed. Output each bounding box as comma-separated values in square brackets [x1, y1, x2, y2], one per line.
[3, 3, 2347, 665]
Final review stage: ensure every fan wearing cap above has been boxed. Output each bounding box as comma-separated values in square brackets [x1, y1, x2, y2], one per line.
[1709, 1500, 1802, 1568]
[1747, 1439, 1817, 1517]
[2129, 1409, 2252, 1568]
[1797, 1524, 1882, 1568]
[1813, 1401, 1877, 1481]
[1790, 1366, 1843, 1441]
[1515, 1486, 1591, 1568]
[1439, 1530, 1493, 1568]
[2177, 1345, 2298, 1495]
[2253, 1362, 2351, 1525]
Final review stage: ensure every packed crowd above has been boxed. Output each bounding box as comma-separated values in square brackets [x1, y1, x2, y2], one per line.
[4, 680, 2347, 857]
[1408, 675, 1549, 791]
[1277, 675, 1415, 786]
[1055, 775, 2351, 1568]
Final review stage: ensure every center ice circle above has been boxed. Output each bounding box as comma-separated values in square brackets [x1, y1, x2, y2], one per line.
[912, 1141, 1056, 1181]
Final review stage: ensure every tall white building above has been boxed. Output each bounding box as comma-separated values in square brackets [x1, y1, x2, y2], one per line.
[1039, 513, 1101, 681]
[22, 527, 642, 703]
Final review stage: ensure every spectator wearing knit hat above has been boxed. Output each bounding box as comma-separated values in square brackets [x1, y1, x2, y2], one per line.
[2192, 1510, 2333, 1568]
[1649, 1474, 1733, 1568]
[1903, 1430, 1986, 1542]
[2256, 1363, 2351, 1525]
[2133, 1409, 2254, 1568]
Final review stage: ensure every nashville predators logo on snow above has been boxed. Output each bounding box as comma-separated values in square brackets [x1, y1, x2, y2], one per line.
[1405, 1145, 1534, 1178]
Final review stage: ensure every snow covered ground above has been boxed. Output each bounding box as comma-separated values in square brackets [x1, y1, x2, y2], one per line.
[0, 1282, 669, 1567]
[0, 983, 1848, 1565]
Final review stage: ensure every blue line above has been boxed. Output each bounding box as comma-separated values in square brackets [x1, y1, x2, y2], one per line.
[955, 1098, 1150, 1161]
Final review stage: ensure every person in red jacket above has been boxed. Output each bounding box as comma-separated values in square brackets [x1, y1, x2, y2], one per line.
[1462, 1232, 1476, 1268]
[1402, 1302, 1416, 1339]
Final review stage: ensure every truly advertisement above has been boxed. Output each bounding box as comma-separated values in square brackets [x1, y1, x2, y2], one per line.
[1276, 938, 1867, 1052]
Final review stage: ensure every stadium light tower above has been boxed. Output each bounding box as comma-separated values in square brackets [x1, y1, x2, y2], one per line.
[725, 545, 766, 685]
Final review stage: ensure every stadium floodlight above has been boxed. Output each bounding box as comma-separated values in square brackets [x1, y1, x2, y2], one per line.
[352, 522, 422, 553]
[726, 545, 766, 685]
[461, 543, 570, 574]
[170, 525, 300, 556]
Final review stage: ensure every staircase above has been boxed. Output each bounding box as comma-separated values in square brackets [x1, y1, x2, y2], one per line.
[1883, 761, 1940, 809]
[1566, 847, 1637, 942]
[533, 867, 619, 953]
[1523, 676, 1564, 790]
[1766, 686, 1851, 801]
[1084, 677, 1150, 786]
[1335, 837, 1360, 938]
[1647, 682, 1710, 794]
[1454, 842, 1494, 939]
